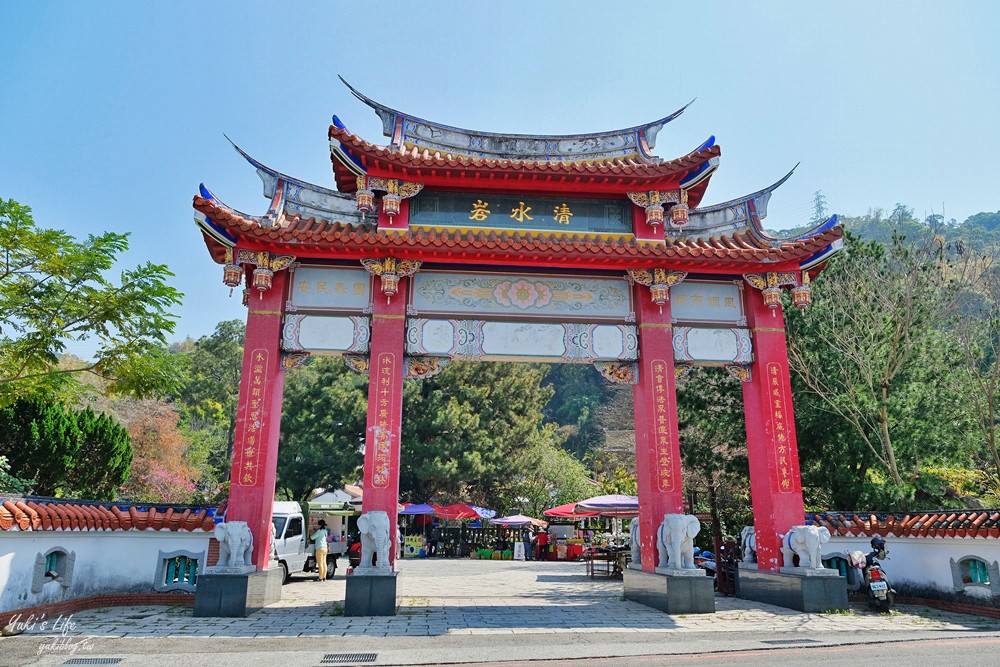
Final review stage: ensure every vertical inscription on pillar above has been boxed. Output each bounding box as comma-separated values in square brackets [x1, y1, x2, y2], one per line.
[234, 348, 269, 487]
[651, 359, 674, 492]
[767, 361, 798, 494]
[372, 352, 397, 488]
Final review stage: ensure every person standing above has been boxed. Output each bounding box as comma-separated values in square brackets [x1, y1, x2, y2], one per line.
[522, 529, 533, 561]
[311, 519, 330, 581]
[536, 530, 549, 561]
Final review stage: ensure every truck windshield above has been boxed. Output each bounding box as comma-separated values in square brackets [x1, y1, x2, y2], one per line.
[272, 516, 287, 538]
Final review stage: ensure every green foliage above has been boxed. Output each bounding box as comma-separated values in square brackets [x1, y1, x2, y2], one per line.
[0, 455, 34, 494]
[541, 364, 608, 458]
[676, 367, 750, 537]
[0, 198, 182, 404]
[399, 361, 582, 511]
[0, 399, 131, 499]
[171, 320, 245, 486]
[63, 407, 133, 499]
[277, 356, 368, 501]
[787, 232, 979, 509]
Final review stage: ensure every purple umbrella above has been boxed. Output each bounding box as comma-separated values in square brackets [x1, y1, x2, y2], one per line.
[574, 494, 639, 517]
[490, 514, 548, 528]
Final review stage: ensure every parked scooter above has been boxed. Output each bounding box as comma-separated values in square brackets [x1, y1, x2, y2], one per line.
[851, 536, 896, 613]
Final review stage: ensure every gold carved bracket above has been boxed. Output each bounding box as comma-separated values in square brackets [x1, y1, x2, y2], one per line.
[594, 361, 639, 385]
[343, 354, 370, 374]
[280, 352, 311, 370]
[626, 268, 687, 306]
[361, 257, 422, 299]
[724, 364, 752, 383]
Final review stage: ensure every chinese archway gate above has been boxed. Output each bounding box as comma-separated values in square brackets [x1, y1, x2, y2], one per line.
[193, 80, 841, 586]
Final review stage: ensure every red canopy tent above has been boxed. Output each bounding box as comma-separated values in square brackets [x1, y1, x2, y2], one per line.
[543, 502, 599, 518]
[431, 503, 480, 520]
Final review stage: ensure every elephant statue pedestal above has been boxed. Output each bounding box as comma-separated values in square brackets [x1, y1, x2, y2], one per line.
[736, 568, 848, 613]
[345, 570, 398, 617]
[623, 568, 715, 615]
[194, 568, 283, 617]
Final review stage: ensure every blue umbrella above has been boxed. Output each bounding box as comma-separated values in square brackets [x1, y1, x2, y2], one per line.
[400, 503, 435, 515]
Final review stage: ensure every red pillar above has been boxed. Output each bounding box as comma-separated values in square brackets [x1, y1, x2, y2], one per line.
[632, 288, 684, 572]
[741, 287, 805, 572]
[226, 270, 288, 571]
[360, 278, 408, 568]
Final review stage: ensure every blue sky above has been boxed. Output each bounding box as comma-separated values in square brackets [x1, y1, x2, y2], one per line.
[2, 1, 998, 354]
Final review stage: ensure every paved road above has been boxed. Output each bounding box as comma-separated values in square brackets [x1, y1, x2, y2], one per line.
[2, 558, 998, 666]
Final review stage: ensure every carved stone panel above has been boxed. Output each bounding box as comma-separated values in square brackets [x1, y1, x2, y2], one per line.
[282, 314, 371, 354]
[287, 266, 372, 312]
[411, 271, 632, 320]
[673, 327, 753, 365]
[405, 318, 638, 363]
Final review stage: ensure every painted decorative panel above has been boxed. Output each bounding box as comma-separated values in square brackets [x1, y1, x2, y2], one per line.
[673, 327, 753, 365]
[287, 267, 371, 312]
[282, 314, 370, 353]
[405, 319, 637, 363]
[411, 271, 632, 320]
[670, 280, 745, 325]
[409, 192, 631, 235]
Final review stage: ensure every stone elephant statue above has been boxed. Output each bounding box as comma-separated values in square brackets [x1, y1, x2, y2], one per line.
[740, 526, 757, 563]
[214, 521, 253, 568]
[656, 514, 701, 570]
[357, 510, 391, 572]
[629, 519, 641, 564]
[780, 525, 831, 569]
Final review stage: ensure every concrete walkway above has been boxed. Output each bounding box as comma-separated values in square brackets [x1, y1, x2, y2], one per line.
[4, 558, 1000, 665]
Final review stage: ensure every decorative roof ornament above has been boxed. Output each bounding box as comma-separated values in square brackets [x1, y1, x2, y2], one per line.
[627, 268, 687, 310]
[743, 271, 798, 310]
[361, 257, 422, 301]
[355, 175, 374, 218]
[366, 177, 424, 220]
[627, 190, 682, 227]
[791, 271, 812, 313]
[222, 247, 242, 292]
[229, 250, 295, 298]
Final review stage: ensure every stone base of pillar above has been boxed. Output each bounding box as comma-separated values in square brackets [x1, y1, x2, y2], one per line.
[624, 568, 715, 614]
[345, 571, 398, 616]
[737, 568, 848, 612]
[193, 567, 283, 617]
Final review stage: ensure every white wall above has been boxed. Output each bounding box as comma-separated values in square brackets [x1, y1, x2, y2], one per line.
[823, 535, 1000, 600]
[0, 531, 210, 614]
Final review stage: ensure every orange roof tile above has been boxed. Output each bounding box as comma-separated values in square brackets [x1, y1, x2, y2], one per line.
[195, 196, 841, 272]
[329, 125, 720, 194]
[808, 510, 1000, 539]
[0, 498, 217, 533]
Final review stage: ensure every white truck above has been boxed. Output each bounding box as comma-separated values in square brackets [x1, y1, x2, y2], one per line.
[270, 501, 348, 583]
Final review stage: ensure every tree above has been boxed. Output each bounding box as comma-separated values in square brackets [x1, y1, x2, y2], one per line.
[115, 399, 201, 503]
[399, 362, 564, 510]
[276, 357, 368, 501]
[541, 364, 609, 458]
[0, 399, 131, 499]
[676, 368, 750, 541]
[786, 233, 976, 506]
[62, 407, 132, 499]
[0, 198, 182, 404]
[0, 455, 34, 494]
[946, 243, 1000, 497]
[172, 320, 245, 481]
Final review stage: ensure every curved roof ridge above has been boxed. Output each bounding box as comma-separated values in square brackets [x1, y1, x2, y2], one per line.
[339, 76, 693, 146]
[693, 164, 798, 215]
[338, 76, 693, 163]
